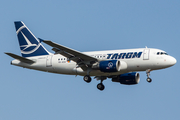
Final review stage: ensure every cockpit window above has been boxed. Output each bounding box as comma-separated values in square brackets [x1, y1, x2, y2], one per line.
[157, 52, 168, 55]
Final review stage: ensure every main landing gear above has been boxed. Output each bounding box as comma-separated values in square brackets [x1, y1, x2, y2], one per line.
[83, 75, 91, 83]
[97, 81, 105, 91]
[146, 69, 152, 83]
[95, 76, 106, 91]
[83, 75, 106, 91]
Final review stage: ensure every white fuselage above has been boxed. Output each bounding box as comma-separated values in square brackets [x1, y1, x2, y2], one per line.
[11, 48, 176, 77]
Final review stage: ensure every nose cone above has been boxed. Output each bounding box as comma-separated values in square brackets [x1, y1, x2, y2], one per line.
[155, 55, 176, 69]
[168, 56, 177, 66]
[170, 57, 177, 66]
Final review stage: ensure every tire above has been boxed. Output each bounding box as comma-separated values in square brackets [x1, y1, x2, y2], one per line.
[97, 83, 105, 91]
[83, 75, 91, 83]
[147, 77, 152, 83]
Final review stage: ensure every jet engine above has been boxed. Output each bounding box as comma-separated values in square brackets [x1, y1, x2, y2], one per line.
[112, 72, 140, 85]
[92, 60, 121, 72]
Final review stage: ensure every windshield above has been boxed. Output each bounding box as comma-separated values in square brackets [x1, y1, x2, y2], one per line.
[157, 52, 168, 55]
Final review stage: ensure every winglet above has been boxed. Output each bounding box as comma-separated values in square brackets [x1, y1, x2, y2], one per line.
[38, 38, 44, 43]
[5, 52, 35, 64]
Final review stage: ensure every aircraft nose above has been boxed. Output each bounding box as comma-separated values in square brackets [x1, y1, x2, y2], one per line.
[169, 56, 177, 66]
[172, 57, 177, 65]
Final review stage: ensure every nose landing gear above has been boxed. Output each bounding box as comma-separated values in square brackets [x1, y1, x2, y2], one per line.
[147, 77, 152, 83]
[146, 69, 152, 83]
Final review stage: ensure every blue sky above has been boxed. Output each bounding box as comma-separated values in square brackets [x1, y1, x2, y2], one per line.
[1, 0, 180, 120]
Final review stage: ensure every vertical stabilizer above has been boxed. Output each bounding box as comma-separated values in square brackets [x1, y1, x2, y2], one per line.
[14, 21, 50, 57]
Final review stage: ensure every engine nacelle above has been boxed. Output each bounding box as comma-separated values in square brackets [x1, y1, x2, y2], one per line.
[112, 72, 140, 85]
[92, 60, 121, 72]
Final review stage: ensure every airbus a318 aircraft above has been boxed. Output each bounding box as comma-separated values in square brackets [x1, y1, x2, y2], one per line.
[5, 21, 177, 91]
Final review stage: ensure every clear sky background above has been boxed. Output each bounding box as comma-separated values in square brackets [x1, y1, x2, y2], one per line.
[1, 0, 180, 120]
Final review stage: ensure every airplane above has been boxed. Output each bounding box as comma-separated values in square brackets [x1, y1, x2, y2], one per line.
[5, 21, 177, 91]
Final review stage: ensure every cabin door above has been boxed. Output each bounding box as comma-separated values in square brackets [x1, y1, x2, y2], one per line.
[143, 48, 150, 60]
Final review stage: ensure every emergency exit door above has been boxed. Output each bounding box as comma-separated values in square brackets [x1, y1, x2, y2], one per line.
[46, 55, 52, 67]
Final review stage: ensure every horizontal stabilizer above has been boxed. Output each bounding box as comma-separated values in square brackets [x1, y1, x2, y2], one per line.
[5, 53, 35, 64]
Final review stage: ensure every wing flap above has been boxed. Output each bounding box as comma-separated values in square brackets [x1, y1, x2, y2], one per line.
[52, 47, 73, 58]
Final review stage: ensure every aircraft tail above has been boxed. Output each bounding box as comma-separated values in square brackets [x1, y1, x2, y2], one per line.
[14, 21, 50, 57]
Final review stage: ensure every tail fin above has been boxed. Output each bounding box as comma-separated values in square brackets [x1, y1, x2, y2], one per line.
[14, 21, 50, 57]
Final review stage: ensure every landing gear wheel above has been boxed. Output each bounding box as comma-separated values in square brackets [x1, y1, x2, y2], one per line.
[83, 75, 91, 83]
[147, 77, 152, 83]
[97, 83, 105, 91]
[146, 69, 152, 83]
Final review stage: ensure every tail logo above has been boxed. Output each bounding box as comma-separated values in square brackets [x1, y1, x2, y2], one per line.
[17, 26, 41, 54]
[15, 21, 50, 57]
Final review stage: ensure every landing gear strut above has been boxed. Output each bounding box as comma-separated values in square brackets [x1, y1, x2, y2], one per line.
[146, 69, 152, 83]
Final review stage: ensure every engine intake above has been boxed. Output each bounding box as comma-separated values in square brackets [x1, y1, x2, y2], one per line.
[112, 72, 140, 85]
[92, 60, 121, 72]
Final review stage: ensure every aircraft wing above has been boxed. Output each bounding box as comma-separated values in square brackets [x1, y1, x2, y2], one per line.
[43, 40, 98, 69]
